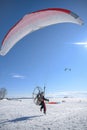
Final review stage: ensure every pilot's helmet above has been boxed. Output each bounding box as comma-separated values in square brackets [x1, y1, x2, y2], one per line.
[41, 92, 44, 96]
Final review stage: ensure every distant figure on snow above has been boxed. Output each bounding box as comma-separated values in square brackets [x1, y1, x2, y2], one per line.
[37, 92, 49, 114]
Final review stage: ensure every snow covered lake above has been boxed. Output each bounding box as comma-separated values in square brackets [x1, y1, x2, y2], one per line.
[0, 98, 87, 130]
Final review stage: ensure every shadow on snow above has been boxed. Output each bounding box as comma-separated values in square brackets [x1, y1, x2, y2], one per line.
[9, 115, 43, 122]
[0, 115, 43, 125]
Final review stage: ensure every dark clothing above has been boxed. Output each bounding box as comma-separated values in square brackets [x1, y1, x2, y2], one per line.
[39, 96, 49, 114]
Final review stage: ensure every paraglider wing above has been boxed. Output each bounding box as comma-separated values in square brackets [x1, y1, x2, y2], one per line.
[64, 68, 71, 71]
[0, 8, 83, 56]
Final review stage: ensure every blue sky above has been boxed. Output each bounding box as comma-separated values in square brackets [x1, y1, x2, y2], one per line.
[0, 0, 87, 97]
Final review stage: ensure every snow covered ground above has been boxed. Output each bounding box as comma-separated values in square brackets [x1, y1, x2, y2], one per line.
[0, 98, 87, 130]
